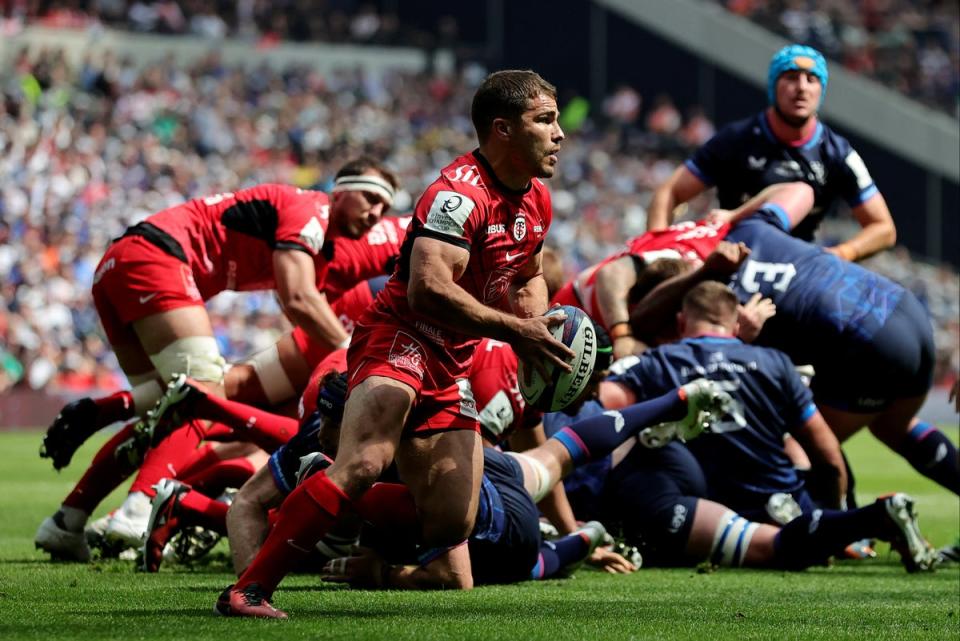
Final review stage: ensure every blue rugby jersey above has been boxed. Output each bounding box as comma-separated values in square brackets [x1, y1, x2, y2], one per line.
[726, 209, 904, 367]
[609, 336, 816, 498]
[686, 111, 877, 241]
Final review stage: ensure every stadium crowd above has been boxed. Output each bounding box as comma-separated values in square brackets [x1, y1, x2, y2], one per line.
[720, 0, 960, 116]
[1, 45, 957, 399]
[5, 1, 957, 116]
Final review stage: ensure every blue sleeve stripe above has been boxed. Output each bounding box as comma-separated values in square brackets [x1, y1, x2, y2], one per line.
[848, 184, 878, 206]
[268, 450, 292, 496]
[800, 402, 817, 423]
[684, 159, 714, 186]
[761, 203, 791, 230]
[554, 428, 590, 463]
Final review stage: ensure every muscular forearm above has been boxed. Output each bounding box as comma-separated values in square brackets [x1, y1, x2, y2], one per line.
[509, 273, 550, 319]
[538, 483, 578, 535]
[647, 187, 676, 231]
[410, 277, 520, 342]
[285, 292, 349, 349]
[833, 221, 896, 262]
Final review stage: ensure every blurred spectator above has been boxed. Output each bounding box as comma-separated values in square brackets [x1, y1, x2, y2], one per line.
[719, 0, 960, 117]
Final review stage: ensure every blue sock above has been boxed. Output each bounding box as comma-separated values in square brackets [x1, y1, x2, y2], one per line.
[551, 389, 686, 465]
[895, 422, 959, 495]
[530, 532, 592, 580]
[772, 502, 886, 570]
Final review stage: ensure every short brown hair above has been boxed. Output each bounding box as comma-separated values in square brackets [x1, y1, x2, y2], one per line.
[471, 70, 557, 142]
[681, 281, 739, 325]
[629, 257, 689, 307]
[335, 156, 400, 191]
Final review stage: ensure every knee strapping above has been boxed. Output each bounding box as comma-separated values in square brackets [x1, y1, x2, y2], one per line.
[149, 336, 225, 384]
[710, 510, 759, 567]
[506, 451, 556, 503]
[246, 343, 297, 405]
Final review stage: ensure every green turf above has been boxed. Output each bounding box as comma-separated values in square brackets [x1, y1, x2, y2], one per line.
[0, 429, 957, 640]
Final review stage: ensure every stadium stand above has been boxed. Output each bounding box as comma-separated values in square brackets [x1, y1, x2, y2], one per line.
[717, 0, 959, 117]
[0, 14, 955, 417]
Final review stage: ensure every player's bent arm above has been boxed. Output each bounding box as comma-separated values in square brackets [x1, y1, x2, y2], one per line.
[508, 249, 550, 318]
[647, 165, 707, 231]
[226, 466, 287, 575]
[709, 182, 815, 230]
[594, 255, 645, 357]
[830, 194, 896, 261]
[273, 249, 349, 349]
[631, 241, 749, 340]
[408, 237, 573, 371]
[792, 410, 848, 510]
[509, 424, 578, 534]
[324, 542, 474, 590]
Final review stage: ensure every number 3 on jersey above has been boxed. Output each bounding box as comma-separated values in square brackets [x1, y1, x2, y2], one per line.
[740, 260, 797, 293]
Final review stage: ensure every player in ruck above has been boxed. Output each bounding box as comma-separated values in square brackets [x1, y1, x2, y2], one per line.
[215, 70, 575, 617]
[35, 159, 398, 561]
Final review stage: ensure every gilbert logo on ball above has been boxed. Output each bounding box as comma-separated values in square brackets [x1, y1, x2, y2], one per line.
[519, 306, 598, 412]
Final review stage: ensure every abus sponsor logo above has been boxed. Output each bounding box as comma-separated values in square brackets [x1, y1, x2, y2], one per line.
[558, 325, 595, 406]
[93, 258, 115, 285]
[512, 214, 527, 241]
[387, 332, 426, 379]
[487, 224, 506, 235]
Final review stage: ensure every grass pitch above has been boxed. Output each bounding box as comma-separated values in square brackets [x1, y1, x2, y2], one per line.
[0, 429, 957, 640]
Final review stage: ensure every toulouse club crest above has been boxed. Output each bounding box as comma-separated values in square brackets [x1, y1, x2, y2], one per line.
[512, 214, 526, 242]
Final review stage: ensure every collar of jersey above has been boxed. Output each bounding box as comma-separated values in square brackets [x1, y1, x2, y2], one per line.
[681, 334, 742, 344]
[472, 149, 532, 197]
[759, 112, 823, 150]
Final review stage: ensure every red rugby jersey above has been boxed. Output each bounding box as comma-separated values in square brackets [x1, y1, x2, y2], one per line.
[145, 184, 330, 299]
[325, 215, 411, 301]
[470, 338, 541, 445]
[374, 150, 553, 371]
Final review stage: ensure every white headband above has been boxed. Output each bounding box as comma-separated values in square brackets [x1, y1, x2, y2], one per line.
[332, 174, 395, 206]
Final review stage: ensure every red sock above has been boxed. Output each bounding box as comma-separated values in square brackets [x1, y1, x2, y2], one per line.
[173, 442, 221, 482]
[181, 457, 256, 496]
[236, 471, 351, 596]
[93, 390, 135, 427]
[63, 421, 140, 513]
[129, 420, 206, 497]
[354, 482, 418, 531]
[179, 490, 228, 534]
[194, 395, 297, 452]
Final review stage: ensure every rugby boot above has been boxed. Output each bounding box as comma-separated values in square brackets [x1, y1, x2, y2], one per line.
[215, 584, 288, 619]
[35, 511, 91, 562]
[880, 493, 937, 572]
[640, 379, 742, 448]
[40, 398, 101, 470]
[141, 479, 189, 572]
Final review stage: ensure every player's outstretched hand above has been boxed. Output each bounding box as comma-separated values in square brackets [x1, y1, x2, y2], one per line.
[737, 293, 776, 343]
[704, 240, 750, 277]
[587, 546, 638, 574]
[511, 313, 575, 381]
[322, 546, 386, 588]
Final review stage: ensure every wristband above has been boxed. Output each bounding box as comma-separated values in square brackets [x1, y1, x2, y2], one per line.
[609, 322, 632, 339]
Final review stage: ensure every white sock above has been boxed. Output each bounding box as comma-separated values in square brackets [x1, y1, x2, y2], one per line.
[120, 491, 151, 517]
[58, 505, 89, 532]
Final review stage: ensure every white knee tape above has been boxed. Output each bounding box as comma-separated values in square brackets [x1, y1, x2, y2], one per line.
[246, 343, 297, 405]
[126, 372, 164, 415]
[149, 336, 226, 384]
[507, 451, 556, 503]
[710, 510, 759, 567]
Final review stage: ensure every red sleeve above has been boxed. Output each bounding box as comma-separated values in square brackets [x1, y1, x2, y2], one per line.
[272, 185, 330, 256]
[414, 180, 487, 251]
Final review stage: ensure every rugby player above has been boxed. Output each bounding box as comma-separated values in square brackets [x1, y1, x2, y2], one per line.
[635, 193, 958, 496]
[35, 160, 398, 561]
[215, 69, 577, 617]
[648, 44, 896, 262]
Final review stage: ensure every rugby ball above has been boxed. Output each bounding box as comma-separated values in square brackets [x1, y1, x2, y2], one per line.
[518, 306, 598, 412]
